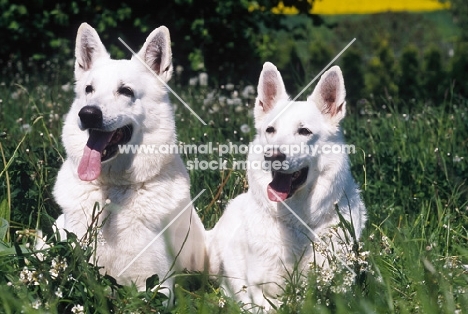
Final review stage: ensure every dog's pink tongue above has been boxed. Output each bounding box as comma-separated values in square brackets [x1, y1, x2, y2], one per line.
[267, 172, 293, 202]
[78, 130, 115, 181]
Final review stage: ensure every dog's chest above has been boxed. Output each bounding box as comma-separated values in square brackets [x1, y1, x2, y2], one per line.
[99, 184, 163, 232]
[249, 215, 314, 268]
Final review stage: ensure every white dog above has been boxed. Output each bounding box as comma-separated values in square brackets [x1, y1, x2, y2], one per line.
[207, 62, 366, 310]
[50, 23, 206, 294]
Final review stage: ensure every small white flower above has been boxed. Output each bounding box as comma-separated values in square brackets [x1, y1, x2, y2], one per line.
[235, 105, 243, 112]
[218, 297, 226, 308]
[31, 299, 42, 309]
[21, 123, 31, 133]
[189, 77, 198, 86]
[241, 85, 255, 99]
[61, 83, 72, 92]
[50, 257, 68, 279]
[240, 124, 250, 134]
[198, 72, 208, 86]
[71, 304, 85, 314]
[49, 268, 59, 279]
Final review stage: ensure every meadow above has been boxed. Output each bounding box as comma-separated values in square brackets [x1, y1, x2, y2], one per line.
[0, 57, 466, 313]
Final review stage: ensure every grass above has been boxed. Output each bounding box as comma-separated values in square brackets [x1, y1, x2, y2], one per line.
[0, 63, 467, 313]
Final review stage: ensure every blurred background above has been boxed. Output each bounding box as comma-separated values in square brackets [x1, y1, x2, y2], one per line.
[1, 0, 467, 105]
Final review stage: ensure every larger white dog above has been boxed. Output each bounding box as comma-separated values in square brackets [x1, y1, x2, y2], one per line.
[208, 62, 366, 310]
[52, 23, 206, 293]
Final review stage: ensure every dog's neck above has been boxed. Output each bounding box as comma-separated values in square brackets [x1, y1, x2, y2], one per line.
[96, 153, 185, 186]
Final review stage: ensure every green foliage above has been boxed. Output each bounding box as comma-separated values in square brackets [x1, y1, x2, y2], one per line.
[365, 38, 398, 100]
[0, 1, 132, 62]
[450, 42, 468, 97]
[441, 0, 468, 41]
[423, 44, 447, 102]
[0, 0, 322, 84]
[398, 44, 421, 100]
[331, 12, 446, 60]
[340, 48, 365, 108]
[305, 40, 333, 78]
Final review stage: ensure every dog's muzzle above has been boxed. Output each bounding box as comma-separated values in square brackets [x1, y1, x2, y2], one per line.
[77, 106, 133, 181]
[264, 148, 308, 202]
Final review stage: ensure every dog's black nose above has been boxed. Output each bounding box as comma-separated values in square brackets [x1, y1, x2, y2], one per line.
[79, 106, 103, 129]
[264, 149, 286, 163]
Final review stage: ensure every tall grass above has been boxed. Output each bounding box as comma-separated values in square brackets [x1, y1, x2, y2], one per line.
[0, 73, 467, 313]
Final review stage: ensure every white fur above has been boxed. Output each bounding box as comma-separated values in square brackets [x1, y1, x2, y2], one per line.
[51, 23, 206, 295]
[207, 62, 366, 311]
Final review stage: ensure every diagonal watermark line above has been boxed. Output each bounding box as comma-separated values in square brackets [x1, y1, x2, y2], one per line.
[117, 189, 206, 277]
[268, 38, 356, 125]
[271, 190, 357, 276]
[118, 37, 207, 126]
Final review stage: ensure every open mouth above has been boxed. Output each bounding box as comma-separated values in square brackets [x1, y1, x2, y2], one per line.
[77, 125, 133, 181]
[267, 167, 309, 202]
[100, 125, 133, 162]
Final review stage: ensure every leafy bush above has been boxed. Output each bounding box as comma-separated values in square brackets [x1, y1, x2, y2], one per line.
[0, 0, 323, 84]
[398, 44, 421, 100]
[423, 44, 447, 102]
[365, 38, 398, 100]
[340, 48, 365, 108]
[450, 41, 468, 97]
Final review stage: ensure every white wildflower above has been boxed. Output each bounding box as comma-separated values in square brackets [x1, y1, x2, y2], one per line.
[241, 85, 255, 99]
[218, 297, 226, 308]
[188, 77, 198, 86]
[50, 257, 68, 279]
[31, 299, 42, 309]
[21, 124, 31, 133]
[240, 124, 251, 134]
[198, 72, 208, 86]
[71, 304, 85, 314]
[61, 83, 72, 92]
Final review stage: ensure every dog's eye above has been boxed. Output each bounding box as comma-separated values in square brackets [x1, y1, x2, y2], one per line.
[85, 85, 94, 94]
[298, 127, 312, 136]
[118, 86, 134, 97]
[266, 126, 275, 134]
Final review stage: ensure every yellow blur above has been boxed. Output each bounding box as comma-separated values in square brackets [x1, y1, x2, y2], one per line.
[271, 0, 449, 15]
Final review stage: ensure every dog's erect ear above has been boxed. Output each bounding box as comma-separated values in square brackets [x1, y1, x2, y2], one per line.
[136, 26, 173, 82]
[308, 66, 346, 125]
[254, 62, 288, 123]
[74, 23, 109, 80]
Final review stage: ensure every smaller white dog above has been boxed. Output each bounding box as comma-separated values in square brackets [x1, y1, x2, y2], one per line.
[207, 62, 366, 311]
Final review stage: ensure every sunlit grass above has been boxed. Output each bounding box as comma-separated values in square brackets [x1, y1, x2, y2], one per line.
[0, 62, 467, 312]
